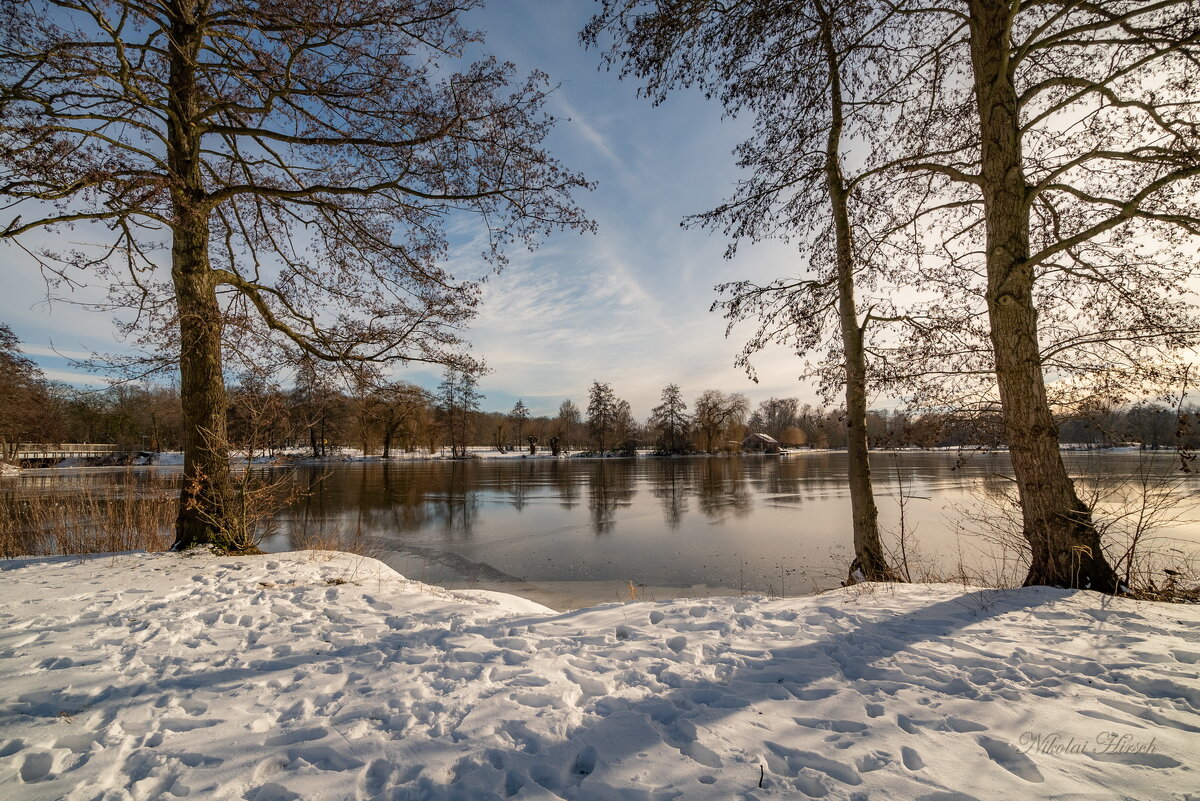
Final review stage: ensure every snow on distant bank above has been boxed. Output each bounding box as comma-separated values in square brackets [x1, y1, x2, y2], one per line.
[1, 553, 1198, 801]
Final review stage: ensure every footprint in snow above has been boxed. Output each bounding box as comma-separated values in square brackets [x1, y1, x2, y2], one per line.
[358, 758, 394, 800]
[19, 750, 55, 783]
[976, 736, 1044, 782]
[264, 726, 328, 746]
[682, 741, 722, 769]
[794, 717, 867, 733]
[529, 763, 561, 791]
[53, 731, 100, 754]
[1085, 750, 1181, 769]
[504, 770, 525, 797]
[572, 745, 598, 780]
[765, 741, 861, 786]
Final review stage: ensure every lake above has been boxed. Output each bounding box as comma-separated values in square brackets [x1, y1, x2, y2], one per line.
[8, 451, 1199, 609]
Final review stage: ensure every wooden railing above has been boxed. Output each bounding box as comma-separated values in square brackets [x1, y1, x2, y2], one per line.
[11, 443, 124, 460]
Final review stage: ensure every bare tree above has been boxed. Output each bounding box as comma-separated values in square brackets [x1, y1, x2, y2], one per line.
[0, 324, 51, 462]
[557, 398, 581, 451]
[692, 389, 749, 453]
[436, 367, 482, 458]
[373, 382, 430, 459]
[613, 398, 639, 455]
[290, 358, 343, 458]
[1, 0, 592, 550]
[884, 0, 1200, 590]
[587, 381, 617, 453]
[648, 383, 690, 453]
[748, 398, 802, 446]
[509, 399, 530, 449]
[584, 0, 903, 580]
[228, 371, 289, 456]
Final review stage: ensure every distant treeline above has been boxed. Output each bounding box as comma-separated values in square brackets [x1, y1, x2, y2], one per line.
[2, 339, 1197, 456]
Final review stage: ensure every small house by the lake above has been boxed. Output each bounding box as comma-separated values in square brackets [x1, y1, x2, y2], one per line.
[742, 433, 782, 454]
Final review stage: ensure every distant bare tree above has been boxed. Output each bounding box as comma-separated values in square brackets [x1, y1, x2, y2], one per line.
[649, 383, 690, 453]
[510, 399, 531, 449]
[613, 398, 639, 455]
[587, 381, 617, 453]
[436, 368, 482, 459]
[290, 358, 343, 459]
[1, 0, 592, 550]
[373, 382, 430, 459]
[692, 390, 749, 452]
[0, 324, 50, 461]
[747, 398, 802, 444]
[557, 399, 582, 451]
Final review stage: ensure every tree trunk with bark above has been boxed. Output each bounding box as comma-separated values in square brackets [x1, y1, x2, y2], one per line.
[383, 424, 395, 459]
[168, 3, 236, 550]
[818, 0, 899, 582]
[968, 0, 1118, 591]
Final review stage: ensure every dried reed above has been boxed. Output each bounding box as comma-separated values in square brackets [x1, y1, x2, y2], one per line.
[1, 475, 177, 557]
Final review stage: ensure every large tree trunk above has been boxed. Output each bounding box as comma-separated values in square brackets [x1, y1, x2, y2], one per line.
[172, 227, 234, 548]
[168, 3, 236, 550]
[968, 0, 1118, 591]
[818, 0, 899, 582]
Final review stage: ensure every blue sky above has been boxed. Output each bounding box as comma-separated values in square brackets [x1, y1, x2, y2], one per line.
[2, 0, 819, 419]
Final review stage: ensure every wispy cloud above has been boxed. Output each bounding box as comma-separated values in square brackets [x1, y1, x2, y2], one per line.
[553, 94, 639, 187]
[39, 367, 111, 387]
[18, 343, 98, 361]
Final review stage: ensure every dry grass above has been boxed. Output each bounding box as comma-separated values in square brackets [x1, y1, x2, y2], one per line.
[291, 528, 386, 561]
[1, 476, 177, 557]
[287, 528, 392, 586]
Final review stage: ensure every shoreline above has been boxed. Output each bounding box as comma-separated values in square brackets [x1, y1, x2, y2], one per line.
[1, 443, 1160, 472]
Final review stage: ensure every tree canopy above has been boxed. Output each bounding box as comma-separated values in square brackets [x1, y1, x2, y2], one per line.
[1, 0, 593, 548]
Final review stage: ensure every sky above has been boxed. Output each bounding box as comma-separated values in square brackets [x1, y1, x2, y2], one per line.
[1, 0, 823, 420]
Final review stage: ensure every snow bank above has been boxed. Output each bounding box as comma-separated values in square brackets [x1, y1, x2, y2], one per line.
[1, 552, 1197, 800]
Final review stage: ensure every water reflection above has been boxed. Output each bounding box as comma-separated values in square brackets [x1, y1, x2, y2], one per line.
[8, 451, 1198, 608]
[588, 461, 636, 535]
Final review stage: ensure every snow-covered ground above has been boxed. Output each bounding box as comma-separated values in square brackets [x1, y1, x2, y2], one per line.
[1, 552, 1197, 801]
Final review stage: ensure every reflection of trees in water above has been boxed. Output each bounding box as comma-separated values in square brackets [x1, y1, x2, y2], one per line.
[695, 458, 753, 520]
[285, 469, 340, 542]
[283, 463, 478, 540]
[491, 460, 537, 512]
[549, 460, 582, 510]
[746, 456, 795, 496]
[588, 460, 636, 535]
[375, 462, 433, 530]
[756, 452, 993, 506]
[273, 452, 1051, 546]
[427, 460, 479, 538]
[651, 460, 689, 529]
[744, 456, 847, 504]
